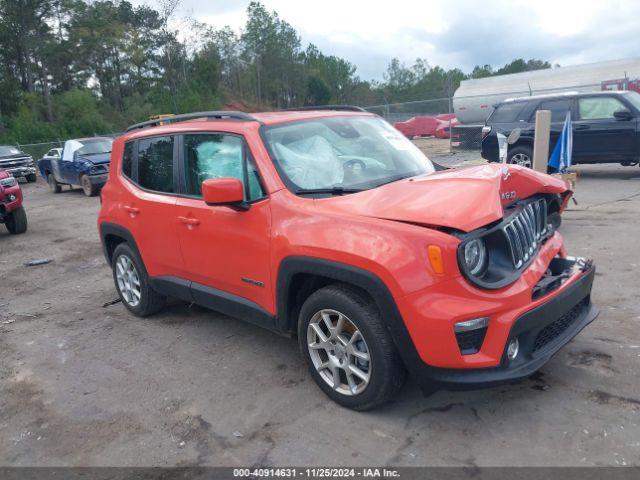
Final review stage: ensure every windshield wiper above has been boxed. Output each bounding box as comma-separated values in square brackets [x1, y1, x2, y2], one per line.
[295, 186, 363, 196]
[372, 173, 416, 188]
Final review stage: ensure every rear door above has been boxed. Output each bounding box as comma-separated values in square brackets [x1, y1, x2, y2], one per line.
[573, 95, 637, 162]
[117, 136, 185, 279]
[174, 132, 273, 316]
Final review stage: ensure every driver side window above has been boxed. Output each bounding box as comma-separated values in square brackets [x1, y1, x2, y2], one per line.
[182, 133, 265, 201]
[579, 97, 626, 120]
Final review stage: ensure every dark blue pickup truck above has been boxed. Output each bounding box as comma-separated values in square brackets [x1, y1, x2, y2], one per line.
[38, 137, 113, 196]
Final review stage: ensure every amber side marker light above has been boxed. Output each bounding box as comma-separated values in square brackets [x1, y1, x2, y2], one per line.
[427, 245, 445, 274]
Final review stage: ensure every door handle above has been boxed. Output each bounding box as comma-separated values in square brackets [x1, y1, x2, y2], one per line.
[574, 124, 590, 131]
[178, 216, 200, 227]
[123, 205, 140, 216]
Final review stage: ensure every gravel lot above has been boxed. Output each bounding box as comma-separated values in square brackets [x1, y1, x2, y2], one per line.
[1, 159, 639, 467]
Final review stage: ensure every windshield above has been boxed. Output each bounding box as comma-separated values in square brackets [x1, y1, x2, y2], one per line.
[623, 91, 640, 112]
[262, 116, 435, 193]
[77, 138, 113, 156]
[0, 146, 22, 156]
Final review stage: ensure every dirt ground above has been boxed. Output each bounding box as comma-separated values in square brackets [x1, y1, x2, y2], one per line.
[1, 159, 639, 467]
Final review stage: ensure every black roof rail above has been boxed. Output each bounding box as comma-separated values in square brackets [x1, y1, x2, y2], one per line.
[279, 105, 368, 113]
[125, 110, 257, 132]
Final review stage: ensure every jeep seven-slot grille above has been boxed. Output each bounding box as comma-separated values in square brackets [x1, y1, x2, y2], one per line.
[502, 198, 547, 269]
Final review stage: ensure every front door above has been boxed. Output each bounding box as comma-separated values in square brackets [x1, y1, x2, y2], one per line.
[52, 156, 77, 184]
[573, 95, 637, 162]
[534, 98, 572, 160]
[174, 133, 273, 315]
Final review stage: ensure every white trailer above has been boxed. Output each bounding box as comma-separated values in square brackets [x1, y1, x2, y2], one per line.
[453, 58, 640, 124]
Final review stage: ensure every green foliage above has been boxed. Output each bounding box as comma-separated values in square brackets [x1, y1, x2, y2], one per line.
[0, 0, 552, 144]
[305, 76, 331, 106]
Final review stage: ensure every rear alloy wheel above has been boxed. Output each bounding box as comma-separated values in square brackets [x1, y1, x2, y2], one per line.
[47, 173, 61, 193]
[115, 254, 142, 307]
[298, 285, 406, 410]
[507, 146, 533, 169]
[5, 206, 27, 234]
[111, 243, 165, 317]
[81, 175, 98, 197]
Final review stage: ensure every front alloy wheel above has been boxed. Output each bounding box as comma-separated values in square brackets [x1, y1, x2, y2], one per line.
[115, 254, 141, 307]
[307, 309, 371, 396]
[509, 152, 531, 168]
[507, 146, 534, 169]
[298, 285, 406, 410]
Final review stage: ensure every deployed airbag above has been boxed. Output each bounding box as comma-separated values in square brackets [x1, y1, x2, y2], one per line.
[273, 136, 343, 189]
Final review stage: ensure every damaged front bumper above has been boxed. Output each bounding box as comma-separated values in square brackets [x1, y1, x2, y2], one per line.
[416, 259, 598, 390]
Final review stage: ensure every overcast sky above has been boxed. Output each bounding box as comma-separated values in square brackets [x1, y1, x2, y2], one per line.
[141, 0, 640, 80]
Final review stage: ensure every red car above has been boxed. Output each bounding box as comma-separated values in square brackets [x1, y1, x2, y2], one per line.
[98, 107, 597, 410]
[0, 168, 27, 234]
[434, 117, 460, 139]
[393, 116, 440, 138]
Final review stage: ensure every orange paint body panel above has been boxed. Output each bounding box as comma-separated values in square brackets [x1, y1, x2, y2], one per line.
[98, 110, 596, 385]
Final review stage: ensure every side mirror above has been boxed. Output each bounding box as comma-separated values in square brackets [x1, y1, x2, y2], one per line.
[507, 128, 521, 145]
[614, 109, 633, 121]
[202, 178, 248, 210]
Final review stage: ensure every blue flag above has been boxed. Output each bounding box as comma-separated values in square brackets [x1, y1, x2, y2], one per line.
[548, 110, 573, 172]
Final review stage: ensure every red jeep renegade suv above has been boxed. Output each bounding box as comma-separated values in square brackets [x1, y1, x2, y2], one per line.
[98, 107, 598, 410]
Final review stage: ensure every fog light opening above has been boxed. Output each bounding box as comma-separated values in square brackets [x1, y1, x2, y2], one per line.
[8, 194, 16, 202]
[507, 338, 520, 361]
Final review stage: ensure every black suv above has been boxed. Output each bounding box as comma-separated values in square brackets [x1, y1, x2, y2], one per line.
[481, 91, 640, 167]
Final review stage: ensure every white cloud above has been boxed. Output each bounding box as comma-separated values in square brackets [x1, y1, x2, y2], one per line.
[135, 0, 640, 80]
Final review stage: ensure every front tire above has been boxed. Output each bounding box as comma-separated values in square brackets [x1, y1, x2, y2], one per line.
[81, 175, 98, 197]
[298, 284, 407, 410]
[507, 145, 533, 169]
[5, 206, 27, 234]
[47, 173, 61, 193]
[26, 173, 37, 183]
[112, 243, 165, 317]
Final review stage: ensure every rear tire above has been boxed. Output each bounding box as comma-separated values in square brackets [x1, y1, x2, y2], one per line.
[81, 175, 98, 197]
[507, 145, 533, 169]
[112, 243, 165, 317]
[26, 173, 37, 183]
[298, 284, 407, 410]
[47, 173, 61, 193]
[5, 206, 27, 234]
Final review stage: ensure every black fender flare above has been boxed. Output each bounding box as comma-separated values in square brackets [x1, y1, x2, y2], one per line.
[99, 222, 142, 266]
[275, 256, 425, 378]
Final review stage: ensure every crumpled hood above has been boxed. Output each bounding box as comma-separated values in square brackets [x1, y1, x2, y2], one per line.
[320, 164, 570, 232]
[78, 152, 111, 165]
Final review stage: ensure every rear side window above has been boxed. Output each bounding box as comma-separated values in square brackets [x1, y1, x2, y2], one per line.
[537, 99, 571, 122]
[122, 142, 134, 179]
[182, 133, 265, 201]
[137, 136, 174, 193]
[579, 97, 626, 120]
[489, 103, 526, 123]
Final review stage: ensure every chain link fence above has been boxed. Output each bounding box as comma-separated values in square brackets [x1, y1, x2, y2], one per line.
[13, 132, 121, 161]
[363, 98, 452, 123]
[7, 78, 639, 160]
